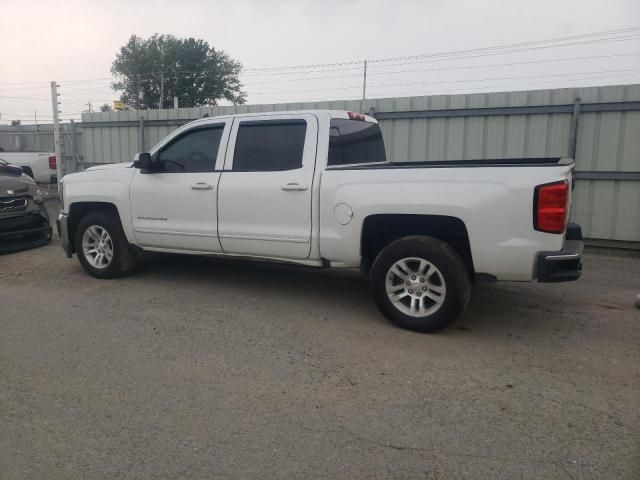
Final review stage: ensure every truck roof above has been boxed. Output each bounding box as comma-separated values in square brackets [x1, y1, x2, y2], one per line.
[184, 109, 378, 128]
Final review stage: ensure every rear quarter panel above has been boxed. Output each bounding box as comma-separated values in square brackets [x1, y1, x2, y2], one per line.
[319, 164, 573, 281]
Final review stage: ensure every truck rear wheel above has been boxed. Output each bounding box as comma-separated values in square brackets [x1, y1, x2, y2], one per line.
[74, 211, 138, 279]
[370, 235, 471, 332]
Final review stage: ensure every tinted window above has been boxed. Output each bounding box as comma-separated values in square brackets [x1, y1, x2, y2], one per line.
[233, 120, 307, 172]
[328, 119, 387, 166]
[157, 126, 223, 173]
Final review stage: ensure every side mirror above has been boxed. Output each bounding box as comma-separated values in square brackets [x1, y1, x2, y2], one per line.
[133, 152, 154, 172]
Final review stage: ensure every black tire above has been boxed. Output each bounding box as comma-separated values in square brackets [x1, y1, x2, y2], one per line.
[370, 235, 471, 332]
[74, 211, 138, 279]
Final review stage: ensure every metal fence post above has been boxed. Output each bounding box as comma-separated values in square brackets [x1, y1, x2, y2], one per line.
[569, 96, 582, 159]
[14, 123, 22, 151]
[69, 119, 77, 173]
[50, 81, 63, 189]
[138, 115, 145, 152]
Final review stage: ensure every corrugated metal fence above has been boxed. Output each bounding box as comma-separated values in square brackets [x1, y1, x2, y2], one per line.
[77, 83, 640, 244]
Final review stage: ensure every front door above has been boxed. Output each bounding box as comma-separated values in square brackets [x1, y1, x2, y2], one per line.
[217, 114, 318, 259]
[130, 121, 230, 252]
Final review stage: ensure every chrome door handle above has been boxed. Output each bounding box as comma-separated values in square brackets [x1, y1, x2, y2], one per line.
[281, 183, 308, 191]
[191, 182, 214, 190]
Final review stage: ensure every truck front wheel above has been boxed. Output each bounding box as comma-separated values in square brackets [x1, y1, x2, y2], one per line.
[370, 235, 471, 332]
[74, 211, 138, 279]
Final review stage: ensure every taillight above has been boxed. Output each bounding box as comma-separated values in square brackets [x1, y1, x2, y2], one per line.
[534, 180, 569, 234]
[49, 155, 56, 170]
[347, 111, 366, 121]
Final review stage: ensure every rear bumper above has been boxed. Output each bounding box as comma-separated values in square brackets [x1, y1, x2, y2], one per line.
[536, 223, 583, 282]
[56, 212, 72, 258]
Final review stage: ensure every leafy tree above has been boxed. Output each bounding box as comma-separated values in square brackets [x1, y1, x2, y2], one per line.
[111, 34, 246, 109]
[99, 104, 113, 112]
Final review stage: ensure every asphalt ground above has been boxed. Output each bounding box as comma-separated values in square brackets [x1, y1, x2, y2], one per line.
[1, 199, 639, 479]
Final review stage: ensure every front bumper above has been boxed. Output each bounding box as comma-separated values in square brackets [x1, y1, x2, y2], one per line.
[536, 223, 584, 282]
[0, 212, 51, 254]
[56, 212, 72, 258]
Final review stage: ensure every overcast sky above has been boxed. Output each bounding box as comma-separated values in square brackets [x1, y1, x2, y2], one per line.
[1, 0, 639, 124]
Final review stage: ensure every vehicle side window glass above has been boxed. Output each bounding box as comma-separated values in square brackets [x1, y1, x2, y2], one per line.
[328, 119, 387, 166]
[157, 127, 223, 173]
[232, 120, 307, 172]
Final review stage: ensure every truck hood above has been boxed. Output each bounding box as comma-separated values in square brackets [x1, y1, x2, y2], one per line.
[0, 172, 37, 196]
[84, 162, 133, 172]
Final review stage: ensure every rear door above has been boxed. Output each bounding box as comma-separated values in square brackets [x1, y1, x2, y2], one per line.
[217, 114, 318, 259]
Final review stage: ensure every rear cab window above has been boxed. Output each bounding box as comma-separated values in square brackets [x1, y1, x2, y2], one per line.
[328, 118, 387, 166]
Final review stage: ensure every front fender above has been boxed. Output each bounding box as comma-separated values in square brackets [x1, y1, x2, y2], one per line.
[62, 168, 135, 244]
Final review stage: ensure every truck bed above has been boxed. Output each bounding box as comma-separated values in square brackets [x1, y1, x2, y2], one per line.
[319, 158, 575, 281]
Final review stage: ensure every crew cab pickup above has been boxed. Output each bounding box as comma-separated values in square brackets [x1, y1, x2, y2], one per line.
[0, 151, 57, 184]
[57, 110, 583, 332]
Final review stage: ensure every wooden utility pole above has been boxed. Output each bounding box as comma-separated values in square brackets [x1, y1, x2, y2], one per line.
[50, 81, 63, 190]
[159, 65, 165, 109]
[136, 74, 142, 110]
[361, 60, 368, 112]
[34, 110, 41, 151]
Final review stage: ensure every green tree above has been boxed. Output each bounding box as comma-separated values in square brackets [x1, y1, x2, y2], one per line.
[111, 34, 246, 109]
[99, 104, 113, 112]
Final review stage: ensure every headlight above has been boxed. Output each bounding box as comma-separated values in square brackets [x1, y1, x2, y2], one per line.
[34, 187, 44, 204]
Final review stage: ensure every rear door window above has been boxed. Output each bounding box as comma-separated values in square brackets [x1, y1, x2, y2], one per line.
[232, 120, 307, 172]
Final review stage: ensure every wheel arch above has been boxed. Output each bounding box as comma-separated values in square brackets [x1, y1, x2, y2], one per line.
[361, 214, 474, 276]
[20, 166, 34, 179]
[67, 202, 120, 254]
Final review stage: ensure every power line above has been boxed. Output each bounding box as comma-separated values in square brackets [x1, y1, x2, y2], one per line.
[368, 29, 640, 65]
[367, 67, 640, 90]
[134, 33, 640, 80]
[3, 25, 636, 88]
[373, 72, 640, 99]
[0, 94, 50, 100]
[239, 26, 640, 72]
[1, 25, 639, 115]
[6, 72, 638, 120]
[254, 73, 640, 104]
[365, 35, 640, 71]
[238, 52, 640, 86]
[247, 67, 640, 96]
[370, 52, 640, 75]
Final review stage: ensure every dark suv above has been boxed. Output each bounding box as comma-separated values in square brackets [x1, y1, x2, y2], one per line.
[0, 159, 52, 254]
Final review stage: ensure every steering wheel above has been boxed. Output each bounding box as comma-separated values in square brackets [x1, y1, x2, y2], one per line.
[189, 151, 209, 163]
[161, 159, 186, 171]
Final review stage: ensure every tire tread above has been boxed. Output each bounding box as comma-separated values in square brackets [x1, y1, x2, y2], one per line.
[74, 211, 137, 279]
[370, 235, 471, 332]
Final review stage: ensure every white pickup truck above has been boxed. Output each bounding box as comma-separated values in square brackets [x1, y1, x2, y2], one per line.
[57, 110, 583, 332]
[0, 151, 57, 184]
